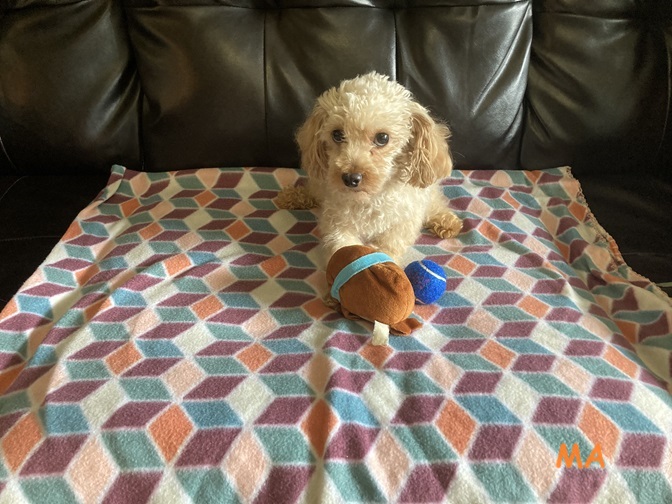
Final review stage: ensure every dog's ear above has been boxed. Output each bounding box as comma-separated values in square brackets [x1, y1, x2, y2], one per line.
[295, 103, 329, 180]
[401, 103, 453, 188]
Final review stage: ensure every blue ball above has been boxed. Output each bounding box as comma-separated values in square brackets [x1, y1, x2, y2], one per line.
[404, 260, 447, 304]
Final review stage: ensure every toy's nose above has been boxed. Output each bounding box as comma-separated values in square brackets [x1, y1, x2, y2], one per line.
[342, 173, 362, 188]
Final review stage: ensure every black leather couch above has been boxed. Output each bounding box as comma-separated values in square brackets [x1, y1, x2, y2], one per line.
[1, 0, 671, 309]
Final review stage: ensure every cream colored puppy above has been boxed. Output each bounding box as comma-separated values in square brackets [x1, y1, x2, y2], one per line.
[277, 72, 462, 262]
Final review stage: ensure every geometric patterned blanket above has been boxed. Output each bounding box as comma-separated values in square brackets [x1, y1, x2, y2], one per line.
[0, 166, 670, 503]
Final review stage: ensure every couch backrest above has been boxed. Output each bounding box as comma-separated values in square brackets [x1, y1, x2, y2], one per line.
[1, 0, 670, 176]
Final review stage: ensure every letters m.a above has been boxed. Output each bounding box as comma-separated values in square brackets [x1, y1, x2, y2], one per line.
[556, 443, 605, 469]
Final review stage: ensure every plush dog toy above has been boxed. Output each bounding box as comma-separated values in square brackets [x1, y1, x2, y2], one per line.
[326, 245, 422, 345]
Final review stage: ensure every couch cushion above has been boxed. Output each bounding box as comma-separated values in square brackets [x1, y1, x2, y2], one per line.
[578, 173, 672, 295]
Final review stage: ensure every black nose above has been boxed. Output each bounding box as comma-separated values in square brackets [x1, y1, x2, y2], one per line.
[342, 173, 363, 188]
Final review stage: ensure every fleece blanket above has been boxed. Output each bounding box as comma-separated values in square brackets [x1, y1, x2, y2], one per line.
[0, 166, 671, 503]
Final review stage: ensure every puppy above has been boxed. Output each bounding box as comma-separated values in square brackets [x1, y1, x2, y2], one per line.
[276, 72, 462, 262]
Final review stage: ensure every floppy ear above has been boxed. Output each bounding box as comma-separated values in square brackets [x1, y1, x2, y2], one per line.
[401, 103, 453, 188]
[295, 104, 329, 180]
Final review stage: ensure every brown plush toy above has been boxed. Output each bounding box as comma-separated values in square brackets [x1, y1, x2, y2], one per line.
[326, 245, 423, 345]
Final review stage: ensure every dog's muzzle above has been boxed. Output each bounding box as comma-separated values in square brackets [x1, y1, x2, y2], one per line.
[342, 173, 363, 188]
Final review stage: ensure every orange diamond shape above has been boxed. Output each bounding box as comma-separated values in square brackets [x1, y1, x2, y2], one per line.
[237, 343, 272, 372]
[518, 295, 550, 318]
[192, 295, 224, 320]
[260, 255, 287, 277]
[436, 400, 476, 455]
[139, 222, 163, 240]
[301, 399, 339, 457]
[359, 342, 393, 369]
[226, 220, 250, 240]
[2, 412, 43, 471]
[149, 404, 194, 462]
[480, 340, 516, 369]
[195, 190, 217, 207]
[448, 255, 476, 276]
[106, 342, 143, 375]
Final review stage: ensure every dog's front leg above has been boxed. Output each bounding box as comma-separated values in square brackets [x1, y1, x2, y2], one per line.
[321, 231, 364, 264]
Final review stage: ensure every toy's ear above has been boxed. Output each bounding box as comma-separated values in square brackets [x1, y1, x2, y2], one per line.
[295, 103, 329, 180]
[390, 317, 423, 336]
[401, 102, 453, 188]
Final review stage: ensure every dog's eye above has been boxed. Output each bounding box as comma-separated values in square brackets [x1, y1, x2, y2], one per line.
[332, 130, 346, 143]
[373, 132, 389, 147]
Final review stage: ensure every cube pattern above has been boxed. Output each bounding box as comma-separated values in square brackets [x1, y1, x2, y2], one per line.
[0, 166, 671, 503]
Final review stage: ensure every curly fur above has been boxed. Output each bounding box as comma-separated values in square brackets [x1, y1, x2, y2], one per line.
[277, 72, 462, 262]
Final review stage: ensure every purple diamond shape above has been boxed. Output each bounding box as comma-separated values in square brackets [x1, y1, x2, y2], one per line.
[255, 397, 313, 425]
[589, 378, 633, 401]
[385, 352, 432, 371]
[564, 340, 605, 356]
[325, 424, 379, 460]
[253, 466, 314, 504]
[184, 376, 246, 400]
[259, 353, 312, 374]
[469, 425, 523, 460]
[454, 372, 502, 394]
[548, 468, 606, 503]
[617, 434, 666, 468]
[398, 463, 458, 503]
[532, 397, 582, 424]
[392, 396, 444, 424]
[326, 369, 374, 394]
[512, 354, 555, 372]
[495, 321, 537, 338]
[20, 435, 87, 475]
[175, 428, 240, 467]
[442, 339, 486, 353]
[102, 401, 169, 429]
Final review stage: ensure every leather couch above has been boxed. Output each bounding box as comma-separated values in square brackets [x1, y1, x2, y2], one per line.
[1, 0, 671, 309]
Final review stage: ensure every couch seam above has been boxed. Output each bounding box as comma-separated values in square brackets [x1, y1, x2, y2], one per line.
[0, 134, 20, 174]
[0, 176, 25, 206]
[658, 16, 672, 170]
[263, 7, 269, 165]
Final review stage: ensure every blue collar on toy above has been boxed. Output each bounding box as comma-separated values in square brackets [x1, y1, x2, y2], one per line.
[330, 252, 394, 302]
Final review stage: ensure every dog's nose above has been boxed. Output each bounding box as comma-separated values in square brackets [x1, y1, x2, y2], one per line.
[342, 173, 363, 188]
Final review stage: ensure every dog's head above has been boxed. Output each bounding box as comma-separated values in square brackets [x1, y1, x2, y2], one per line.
[296, 72, 453, 198]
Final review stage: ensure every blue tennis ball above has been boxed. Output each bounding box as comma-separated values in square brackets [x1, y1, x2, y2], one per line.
[404, 260, 447, 304]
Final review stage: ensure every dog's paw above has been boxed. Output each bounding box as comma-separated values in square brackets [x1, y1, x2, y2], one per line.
[427, 212, 463, 239]
[274, 186, 319, 210]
